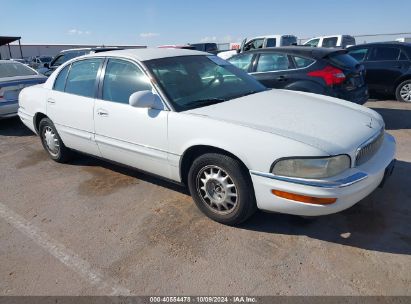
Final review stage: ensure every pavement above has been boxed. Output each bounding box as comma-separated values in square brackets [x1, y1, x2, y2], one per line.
[0, 100, 410, 296]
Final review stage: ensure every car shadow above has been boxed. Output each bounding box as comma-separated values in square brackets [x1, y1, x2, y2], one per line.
[0, 117, 34, 136]
[240, 159, 411, 255]
[370, 107, 411, 130]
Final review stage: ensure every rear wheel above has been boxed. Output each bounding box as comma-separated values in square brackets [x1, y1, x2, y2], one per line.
[395, 80, 411, 102]
[39, 118, 72, 163]
[187, 153, 257, 225]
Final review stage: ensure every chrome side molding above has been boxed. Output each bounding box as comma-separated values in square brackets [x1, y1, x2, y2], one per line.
[249, 170, 368, 189]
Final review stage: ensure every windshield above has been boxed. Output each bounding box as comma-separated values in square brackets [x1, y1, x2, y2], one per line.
[144, 55, 266, 111]
[0, 62, 37, 78]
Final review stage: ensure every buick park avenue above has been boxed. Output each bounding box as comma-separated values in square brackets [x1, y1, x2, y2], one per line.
[18, 49, 396, 225]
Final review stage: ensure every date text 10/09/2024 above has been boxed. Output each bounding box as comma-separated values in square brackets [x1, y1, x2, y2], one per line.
[149, 296, 258, 303]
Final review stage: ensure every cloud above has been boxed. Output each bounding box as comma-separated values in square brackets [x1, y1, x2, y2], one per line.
[139, 32, 160, 38]
[68, 29, 91, 35]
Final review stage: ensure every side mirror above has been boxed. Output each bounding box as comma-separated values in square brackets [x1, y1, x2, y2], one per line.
[129, 90, 164, 110]
[44, 63, 49, 68]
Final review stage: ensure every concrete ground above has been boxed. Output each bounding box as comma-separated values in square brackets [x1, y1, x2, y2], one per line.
[0, 100, 410, 296]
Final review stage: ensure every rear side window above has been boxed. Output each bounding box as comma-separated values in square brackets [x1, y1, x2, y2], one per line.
[256, 53, 290, 72]
[348, 48, 368, 62]
[65, 59, 102, 98]
[53, 65, 70, 91]
[327, 53, 359, 68]
[369, 47, 401, 61]
[281, 36, 297, 46]
[102, 59, 152, 104]
[293, 56, 315, 68]
[228, 53, 254, 71]
[322, 37, 338, 48]
[0, 62, 37, 78]
[266, 38, 276, 48]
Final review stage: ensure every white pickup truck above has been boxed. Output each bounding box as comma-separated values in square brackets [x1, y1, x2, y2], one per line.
[218, 35, 297, 60]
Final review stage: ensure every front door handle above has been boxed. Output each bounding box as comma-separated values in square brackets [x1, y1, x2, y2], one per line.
[277, 76, 287, 81]
[97, 109, 109, 117]
[47, 98, 55, 104]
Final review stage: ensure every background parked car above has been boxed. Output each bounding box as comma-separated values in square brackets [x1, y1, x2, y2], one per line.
[189, 43, 219, 54]
[29, 56, 53, 70]
[304, 35, 356, 48]
[157, 45, 196, 50]
[0, 60, 46, 118]
[228, 46, 368, 104]
[38, 47, 122, 76]
[347, 42, 411, 102]
[218, 34, 298, 60]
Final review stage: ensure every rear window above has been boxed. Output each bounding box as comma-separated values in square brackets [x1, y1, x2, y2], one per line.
[281, 36, 297, 46]
[0, 62, 37, 78]
[327, 53, 359, 68]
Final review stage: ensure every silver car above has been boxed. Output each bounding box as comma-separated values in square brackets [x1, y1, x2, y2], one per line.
[0, 60, 47, 118]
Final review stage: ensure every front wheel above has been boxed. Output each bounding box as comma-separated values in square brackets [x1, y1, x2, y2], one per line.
[187, 153, 257, 225]
[395, 80, 411, 102]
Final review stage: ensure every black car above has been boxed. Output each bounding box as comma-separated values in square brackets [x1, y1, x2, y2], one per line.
[189, 43, 219, 54]
[348, 42, 411, 102]
[39, 47, 123, 76]
[228, 46, 368, 104]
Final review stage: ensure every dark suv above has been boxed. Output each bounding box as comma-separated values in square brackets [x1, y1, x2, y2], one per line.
[228, 46, 368, 104]
[347, 42, 411, 102]
[38, 47, 123, 76]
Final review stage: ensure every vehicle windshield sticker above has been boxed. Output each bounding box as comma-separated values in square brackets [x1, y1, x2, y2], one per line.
[207, 56, 230, 66]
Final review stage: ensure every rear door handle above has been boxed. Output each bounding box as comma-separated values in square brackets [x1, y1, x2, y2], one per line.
[276, 76, 287, 81]
[47, 98, 55, 104]
[97, 109, 109, 117]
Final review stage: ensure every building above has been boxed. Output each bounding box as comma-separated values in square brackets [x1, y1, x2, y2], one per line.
[0, 41, 146, 60]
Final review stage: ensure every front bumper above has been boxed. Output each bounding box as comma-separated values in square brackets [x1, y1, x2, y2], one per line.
[0, 100, 18, 118]
[250, 133, 396, 216]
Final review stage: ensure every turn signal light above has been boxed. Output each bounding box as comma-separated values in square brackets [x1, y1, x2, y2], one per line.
[271, 190, 337, 205]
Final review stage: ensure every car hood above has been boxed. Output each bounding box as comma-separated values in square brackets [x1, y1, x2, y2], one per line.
[185, 89, 384, 154]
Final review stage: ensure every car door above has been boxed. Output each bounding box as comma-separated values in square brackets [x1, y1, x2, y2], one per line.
[46, 58, 103, 156]
[250, 52, 293, 88]
[364, 46, 406, 93]
[94, 58, 170, 178]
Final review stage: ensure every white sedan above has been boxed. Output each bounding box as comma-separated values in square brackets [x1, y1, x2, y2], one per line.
[18, 48, 396, 225]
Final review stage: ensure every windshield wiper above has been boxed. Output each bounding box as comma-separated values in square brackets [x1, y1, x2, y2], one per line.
[189, 98, 226, 107]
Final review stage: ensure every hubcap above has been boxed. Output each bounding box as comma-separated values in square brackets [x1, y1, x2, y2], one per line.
[196, 165, 238, 214]
[43, 126, 60, 156]
[400, 83, 411, 102]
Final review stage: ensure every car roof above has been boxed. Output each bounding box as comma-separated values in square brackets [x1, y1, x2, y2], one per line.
[83, 48, 209, 61]
[349, 41, 411, 48]
[243, 46, 346, 59]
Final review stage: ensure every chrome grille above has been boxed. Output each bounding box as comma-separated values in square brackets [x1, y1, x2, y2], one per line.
[355, 129, 385, 166]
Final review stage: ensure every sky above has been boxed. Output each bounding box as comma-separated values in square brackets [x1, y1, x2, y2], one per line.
[1, 0, 411, 46]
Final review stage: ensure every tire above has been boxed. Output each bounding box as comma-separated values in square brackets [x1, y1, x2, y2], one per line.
[395, 80, 411, 102]
[187, 153, 257, 225]
[39, 118, 72, 163]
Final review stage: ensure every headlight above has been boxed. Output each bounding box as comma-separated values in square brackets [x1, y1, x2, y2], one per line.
[272, 155, 351, 179]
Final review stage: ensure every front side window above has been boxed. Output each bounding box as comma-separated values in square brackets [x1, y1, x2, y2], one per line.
[53, 65, 70, 92]
[304, 38, 320, 47]
[243, 39, 264, 51]
[256, 53, 290, 72]
[348, 48, 369, 62]
[369, 47, 401, 61]
[102, 59, 152, 104]
[322, 37, 338, 48]
[144, 55, 266, 112]
[228, 53, 254, 71]
[293, 56, 315, 68]
[64, 59, 102, 98]
[0, 62, 37, 78]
